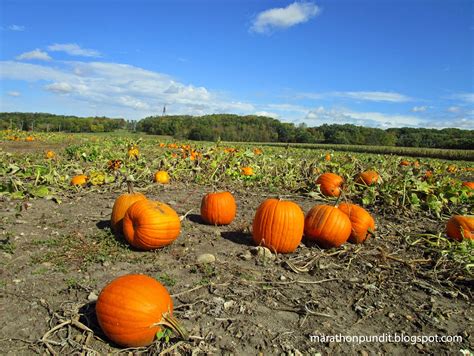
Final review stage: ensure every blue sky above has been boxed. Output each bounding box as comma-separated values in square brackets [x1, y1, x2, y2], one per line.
[0, 0, 473, 128]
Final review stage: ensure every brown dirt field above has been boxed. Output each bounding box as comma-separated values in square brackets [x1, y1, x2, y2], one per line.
[0, 183, 473, 355]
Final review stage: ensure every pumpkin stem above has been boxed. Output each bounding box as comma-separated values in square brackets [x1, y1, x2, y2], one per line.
[153, 312, 188, 341]
[367, 227, 375, 237]
[126, 180, 135, 194]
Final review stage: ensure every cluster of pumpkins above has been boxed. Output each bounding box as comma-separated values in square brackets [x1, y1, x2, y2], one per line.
[110, 174, 377, 253]
[93, 171, 473, 349]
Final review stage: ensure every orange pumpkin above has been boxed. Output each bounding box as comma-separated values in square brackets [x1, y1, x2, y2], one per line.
[356, 170, 379, 186]
[123, 200, 180, 250]
[241, 166, 254, 176]
[201, 191, 237, 225]
[96, 274, 186, 347]
[325, 153, 331, 161]
[110, 182, 146, 233]
[338, 203, 375, 244]
[461, 182, 474, 190]
[252, 199, 305, 253]
[45, 150, 55, 159]
[154, 170, 170, 184]
[316, 173, 344, 197]
[399, 160, 411, 167]
[304, 205, 352, 248]
[70, 174, 88, 186]
[446, 215, 474, 241]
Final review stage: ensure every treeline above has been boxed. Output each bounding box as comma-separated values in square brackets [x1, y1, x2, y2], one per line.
[1, 112, 473, 149]
[0, 112, 127, 132]
[138, 114, 474, 149]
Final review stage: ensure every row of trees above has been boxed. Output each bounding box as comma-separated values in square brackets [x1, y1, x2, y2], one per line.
[0, 112, 127, 132]
[1, 112, 472, 149]
[138, 115, 474, 149]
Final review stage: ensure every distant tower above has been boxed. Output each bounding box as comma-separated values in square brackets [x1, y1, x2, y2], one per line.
[162, 105, 166, 116]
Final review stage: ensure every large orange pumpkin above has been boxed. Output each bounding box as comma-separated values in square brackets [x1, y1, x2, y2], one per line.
[123, 200, 180, 250]
[446, 215, 474, 241]
[110, 182, 146, 233]
[338, 203, 375, 244]
[252, 199, 305, 253]
[96, 274, 186, 347]
[201, 191, 237, 225]
[304, 205, 352, 248]
[356, 170, 380, 186]
[316, 173, 344, 197]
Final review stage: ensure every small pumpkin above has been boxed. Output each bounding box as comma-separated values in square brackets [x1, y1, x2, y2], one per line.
[241, 166, 254, 176]
[356, 170, 380, 186]
[338, 203, 375, 244]
[461, 181, 474, 190]
[316, 173, 344, 197]
[123, 200, 181, 250]
[154, 170, 170, 184]
[96, 274, 187, 347]
[252, 199, 305, 253]
[70, 174, 88, 186]
[399, 160, 411, 167]
[304, 205, 352, 248]
[127, 145, 139, 159]
[110, 182, 146, 233]
[201, 191, 237, 225]
[325, 153, 331, 161]
[45, 150, 55, 159]
[446, 215, 474, 241]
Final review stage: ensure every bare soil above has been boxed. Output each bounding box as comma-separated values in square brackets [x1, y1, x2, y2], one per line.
[0, 182, 473, 355]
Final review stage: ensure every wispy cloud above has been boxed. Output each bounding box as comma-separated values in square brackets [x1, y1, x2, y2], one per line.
[7, 24, 25, 31]
[305, 106, 424, 128]
[298, 90, 413, 103]
[450, 93, 474, 103]
[411, 106, 427, 112]
[16, 49, 52, 61]
[7, 91, 21, 97]
[250, 1, 320, 34]
[47, 43, 101, 57]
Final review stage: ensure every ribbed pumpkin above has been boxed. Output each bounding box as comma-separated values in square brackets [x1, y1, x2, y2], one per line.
[154, 170, 170, 184]
[446, 215, 474, 241]
[201, 191, 237, 225]
[252, 199, 305, 253]
[316, 173, 344, 197]
[96, 274, 186, 347]
[123, 200, 180, 250]
[304, 205, 352, 248]
[356, 170, 380, 186]
[70, 174, 88, 186]
[338, 203, 375, 244]
[110, 182, 146, 233]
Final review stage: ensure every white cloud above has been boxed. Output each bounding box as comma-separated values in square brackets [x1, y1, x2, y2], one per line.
[8, 25, 25, 31]
[254, 111, 280, 119]
[16, 49, 52, 61]
[0, 60, 255, 117]
[297, 90, 412, 103]
[7, 91, 21, 97]
[305, 106, 424, 128]
[250, 2, 320, 34]
[447, 106, 460, 113]
[48, 43, 101, 57]
[411, 106, 427, 112]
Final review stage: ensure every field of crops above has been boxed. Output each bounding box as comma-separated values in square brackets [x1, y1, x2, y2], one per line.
[1, 129, 473, 355]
